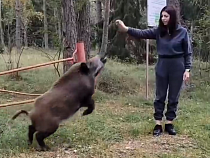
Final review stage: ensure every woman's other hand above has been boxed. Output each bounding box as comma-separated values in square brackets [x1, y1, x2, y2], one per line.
[183, 71, 190, 83]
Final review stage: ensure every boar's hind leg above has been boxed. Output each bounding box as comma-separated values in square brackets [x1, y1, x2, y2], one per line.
[35, 126, 58, 151]
[82, 98, 95, 116]
[28, 125, 36, 145]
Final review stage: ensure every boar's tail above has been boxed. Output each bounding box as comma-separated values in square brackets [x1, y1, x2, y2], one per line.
[12, 110, 29, 120]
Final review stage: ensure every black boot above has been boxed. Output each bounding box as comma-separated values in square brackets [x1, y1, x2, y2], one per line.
[153, 124, 163, 136]
[165, 124, 176, 135]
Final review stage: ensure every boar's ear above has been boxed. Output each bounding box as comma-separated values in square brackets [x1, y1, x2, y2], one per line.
[80, 63, 89, 74]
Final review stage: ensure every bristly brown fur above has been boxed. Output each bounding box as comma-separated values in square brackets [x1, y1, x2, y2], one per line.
[52, 63, 81, 87]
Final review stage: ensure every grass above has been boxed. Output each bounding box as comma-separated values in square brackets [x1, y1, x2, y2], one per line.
[0, 48, 210, 157]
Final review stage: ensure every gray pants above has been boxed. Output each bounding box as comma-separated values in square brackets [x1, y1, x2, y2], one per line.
[154, 56, 185, 121]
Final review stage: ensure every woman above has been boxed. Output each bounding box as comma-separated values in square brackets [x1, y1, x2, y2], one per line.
[115, 6, 192, 136]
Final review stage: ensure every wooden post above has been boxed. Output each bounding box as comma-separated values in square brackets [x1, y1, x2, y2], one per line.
[76, 42, 86, 62]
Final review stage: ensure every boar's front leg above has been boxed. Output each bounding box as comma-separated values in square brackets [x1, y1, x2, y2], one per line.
[81, 98, 95, 116]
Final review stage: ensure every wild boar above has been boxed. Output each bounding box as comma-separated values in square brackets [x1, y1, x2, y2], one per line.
[12, 55, 107, 151]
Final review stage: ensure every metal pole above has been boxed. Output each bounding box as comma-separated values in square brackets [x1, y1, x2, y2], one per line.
[146, 39, 149, 100]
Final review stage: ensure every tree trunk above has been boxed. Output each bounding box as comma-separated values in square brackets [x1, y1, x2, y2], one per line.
[16, 0, 21, 54]
[14, 0, 22, 78]
[0, 0, 5, 48]
[24, 24, 28, 47]
[43, 0, 48, 49]
[55, 6, 62, 45]
[58, 16, 62, 44]
[100, 0, 110, 57]
[56, 6, 62, 44]
[96, 0, 103, 23]
[76, 0, 91, 59]
[62, 0, 77, 73]
[54, 8, 58, 36]
[6, 23, 13, 71]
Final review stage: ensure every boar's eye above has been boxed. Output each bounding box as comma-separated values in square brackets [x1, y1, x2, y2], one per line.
[80, 63, 89, 74]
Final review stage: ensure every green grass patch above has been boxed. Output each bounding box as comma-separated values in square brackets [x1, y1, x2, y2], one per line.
[0, 48, 210, 157]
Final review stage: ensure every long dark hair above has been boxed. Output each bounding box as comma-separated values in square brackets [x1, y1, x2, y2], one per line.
[158, 6, 178, 37]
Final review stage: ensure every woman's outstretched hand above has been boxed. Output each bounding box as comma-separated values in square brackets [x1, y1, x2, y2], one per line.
[115, 20, 129, 33]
